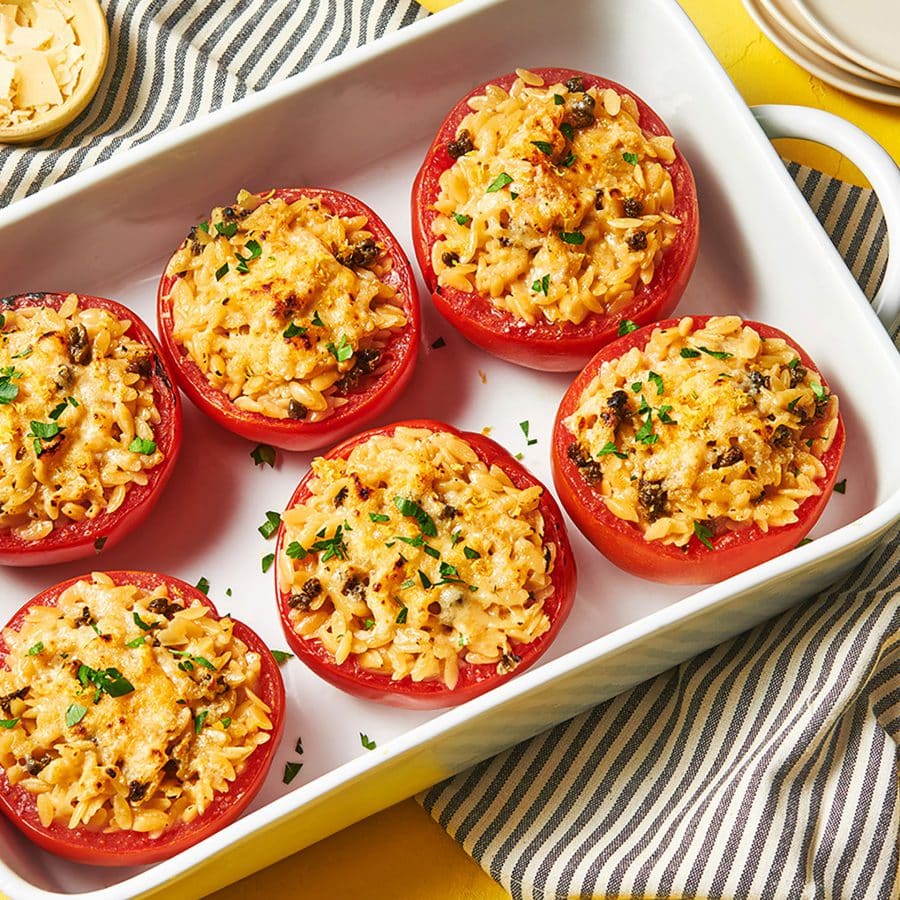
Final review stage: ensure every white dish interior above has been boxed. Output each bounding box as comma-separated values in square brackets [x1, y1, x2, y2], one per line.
[0, 0, 898, 896]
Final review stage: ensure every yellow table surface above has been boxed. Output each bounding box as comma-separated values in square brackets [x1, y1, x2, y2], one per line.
[209, 2, 897, 898]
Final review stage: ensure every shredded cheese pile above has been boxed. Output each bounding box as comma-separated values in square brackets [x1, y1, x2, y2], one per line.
[0, 294, 164, 543]
[0, 1, 84, 129]
[165, 191, 407, 423]
[278, 426, 555, 690]
[0, 573, 273, 835]
[564, 316, 840, 546]
[431, 68, 681, 326]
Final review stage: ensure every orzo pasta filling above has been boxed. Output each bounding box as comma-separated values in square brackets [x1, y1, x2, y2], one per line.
[0, 573, 273, 835]
[164, 191, 408, 422]
[431, 68, 681, 326]
[0, 294, 164, 542]
[564, 316, 840, 545]
[278, 426, 555, 689]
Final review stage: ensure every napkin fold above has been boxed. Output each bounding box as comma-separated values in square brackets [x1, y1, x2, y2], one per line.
[419, 168, 898, 900]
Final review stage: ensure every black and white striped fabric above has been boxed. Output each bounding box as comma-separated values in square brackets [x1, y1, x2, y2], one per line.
[0, 0, 427, 207]
[421, 167, 898, 899]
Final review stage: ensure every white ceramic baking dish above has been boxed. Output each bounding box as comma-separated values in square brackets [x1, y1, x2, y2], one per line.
[0, 0, 898, 896]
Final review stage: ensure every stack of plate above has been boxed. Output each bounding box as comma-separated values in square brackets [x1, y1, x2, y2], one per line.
[743, 0, 900, 105]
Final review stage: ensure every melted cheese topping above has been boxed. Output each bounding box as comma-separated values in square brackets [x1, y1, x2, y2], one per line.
[432, 68, 681, 326]
[0, 0, 84, 128]
[0, 573, 273, 835]
[278, 426, 555, 690]
[165, 191, 407, 422]
[564, 316, 840, 546]
[0, 294, 164, 542]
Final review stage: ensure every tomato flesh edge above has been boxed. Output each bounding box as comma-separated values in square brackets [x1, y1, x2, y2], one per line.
[275, 418, 577, 708]
[0, 293, 182, 567]
[551, 316, 846, 584]
[156, 188, 421, 451]
[410, 67, 699, 372]
[0, 571, 285, 866]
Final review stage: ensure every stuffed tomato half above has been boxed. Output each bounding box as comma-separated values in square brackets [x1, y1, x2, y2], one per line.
[157, 188, 420, 450]
[0, 292, 181, 567]
[552, 316, 845, 584]
[0, 571, 284, 865]
[411, 67, 699, 371]
[275, 419, 577, 708]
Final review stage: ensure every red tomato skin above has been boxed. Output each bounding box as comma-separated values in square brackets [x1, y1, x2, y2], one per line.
[410, 67, 699, 372]
[551, 317, 846, 585]
[0, 571, 285, 866]
[0, 293, 182, 567]
[156, 188, 421, 451]
[275, 419, 578, 708]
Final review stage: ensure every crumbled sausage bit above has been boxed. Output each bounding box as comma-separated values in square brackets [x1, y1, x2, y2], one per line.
[638, 479, 668, 522]
[712, 446, 744, 469]
[128, 353, 155, 378]
[289, 578, 322, 610]
[441, 251, 460, 267]
[567, 442, 603, 485]
[67, 324, 92, 365]
[73, 606, 95, 628]
[440, 504, 459, 520]
[287, 400, 308, 420]
[600, 389, 631, 428]
[568, 94, 595, 128]
[337, 237, 380, 268]
[565, 76, 585, 92]
[127, 781, 149, 803]
[352, 473, 371, 501]
[751, 489, 767, 505]
[496, 651, 522, 675]
[623, 197, 643, 218]
[789, 363, 808, 388]
[25, 753, 52, 776]
[772, 424, 793, 448]
[748, 370, 770, 394]
[627, 231, 648, 251]
[333, 486, 348, 508]
[594, 189, 605, 210]
[335, 348, 381, 395]
[341, 575, 367, 602]
[148, 598, 184, 619]
[55, 365, 73, 389]
[162, 758, 180, 778]
[447, 128, 474, 159]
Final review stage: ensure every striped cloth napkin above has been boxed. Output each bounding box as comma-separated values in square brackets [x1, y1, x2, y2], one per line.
[1, 3, 896, 898]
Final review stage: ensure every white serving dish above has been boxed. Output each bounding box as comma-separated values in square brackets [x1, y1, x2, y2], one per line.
[0, 0, 899, 896]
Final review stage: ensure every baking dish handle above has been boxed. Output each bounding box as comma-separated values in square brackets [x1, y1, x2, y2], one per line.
[752, 104, 900, 330]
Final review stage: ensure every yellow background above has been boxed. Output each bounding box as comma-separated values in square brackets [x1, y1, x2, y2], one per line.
[211, 1, 898, 897]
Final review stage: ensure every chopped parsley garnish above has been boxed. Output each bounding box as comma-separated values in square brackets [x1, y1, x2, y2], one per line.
[258, 511, 281, 539]
[554, 93, 564, 105]
[532, 274, 550, 296]
[451, 528, 463, 546]
[193, 710, 208, 733]
[400, 579, 415, 590]
[235, 239, 262, 273]
[360, 733, 376, 750]
[286, 541, 308, 560]
[170, 649, 215, 671]
[699, 346, 733, 360]
[510, 191, 519, 200]
[27, 641, 44, 655]
[657, 405, 677, 425]
[48, 397, 78, 420]
[221, 717, 232, 729]
[364, 618, 375, 630]
[396, 606, 408, 624]
[65, 704, 87, 727]
[597, 441, 628, 459]
[251, 443, 276, 467]
[283, 321, 307, 339]
[680, 347, 701, 359]
[215, 220, 238, 238]
[133, 612, 152, 631]
[560, 122, 575, 142]
[393, 496, 437, 537]
[283, 761, 303, 784]
[531, 140, 554, 156]
[0, 367, 20, 405]
[125, 637, 146, 648]
[693, 521, 715, 550]
[93, 536, 107, 552]
[558, 152, 576, 168]
[622, 151, 639, 165]
[311, 311, 325, 327]
[648, 371, 664, 396]
[519, 420, 537, 446]
[418, 570, 432, 589]
[788, 397, 801, 412]
[27, 420, 62, 456]
[431, 336, 446, 350]
[618, 319, 638, 336]
[797, 537, 813, 547]
[631, 381, 643, 393]
[634, 412, 658, 445]
[77, 664, 135, 700]
[0, 718, 19, 729]
[195, 576, 210, 595]
[811, 382, 827, 401]
[369, 512, 390, 523]
[788, 357, 800, 370]
[11, 347, 32, 359]
[128, 437, 157, 455]
[310, 525, 348, 561]
[486, 172, 513, 193]
[271, 649, 294, 663]
[423, 543, 441, 559]
[326, 334, 353, 363]
[452, 212, 472, 226]
[463, 546, 481, 560]
[198, 221, 210, 233]
[215, 263, 229, 281]
[834, 479, 847, 494]
[559, 230, 585, 245]
[261, 552, 275, 573]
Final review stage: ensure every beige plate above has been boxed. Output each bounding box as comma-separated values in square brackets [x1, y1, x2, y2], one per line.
[0, 0, 108, 144]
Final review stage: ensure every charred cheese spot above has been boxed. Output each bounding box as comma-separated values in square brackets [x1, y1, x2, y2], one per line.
[0, 573, 273, 834]
[278, 427, 555, 690]
[164, 191, 407, 422]
[432, 69, 682, 326]
[564, 316, 840, 546]
[0, 295, 163, 543]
